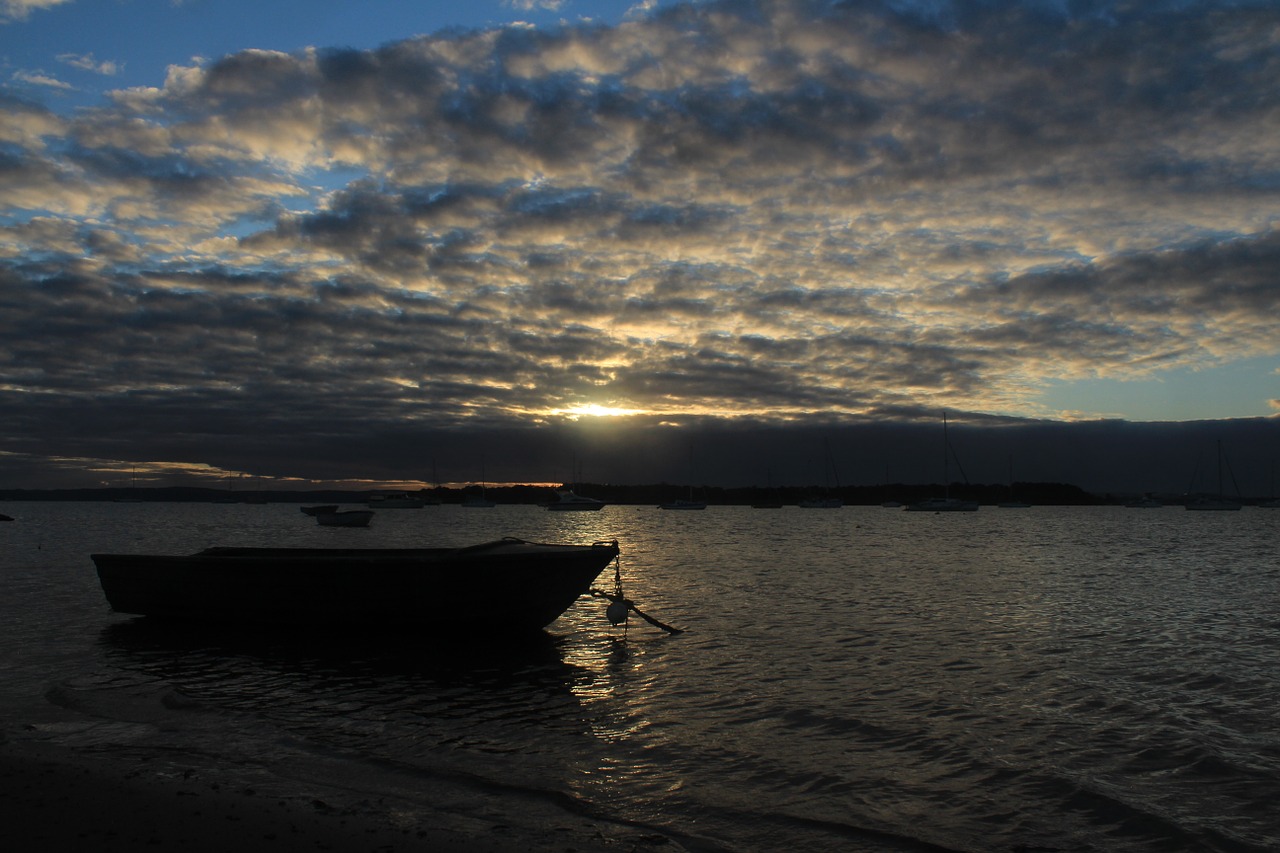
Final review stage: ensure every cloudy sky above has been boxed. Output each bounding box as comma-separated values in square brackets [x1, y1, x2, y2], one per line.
[2, 0, 1278, 494]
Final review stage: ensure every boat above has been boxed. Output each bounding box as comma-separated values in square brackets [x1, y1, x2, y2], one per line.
[659, 498, 707, 510]
[0, 513, 12, 521]
[905, 411, 978, 512]
[315, 509, 374, 527]
[545, 490, 605, 511]
[1124, 495, 1163, 508]
[1184, 440, 1242, 511]
[461, 491, 496, 508]
[800, 439, 843, 508]
[91, 538, 621, 631]
[998, 456, 1031, 507]
[367, 493, 425, 509]
[1186, 496, 1242, 511]
[798, 497, 842, 508]
[662, 449, 708, 509]
[906, 496, 979, 512]
[300, 504, 339, 516]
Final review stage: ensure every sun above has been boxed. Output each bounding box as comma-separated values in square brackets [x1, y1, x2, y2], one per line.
[558, 403, 645, 419]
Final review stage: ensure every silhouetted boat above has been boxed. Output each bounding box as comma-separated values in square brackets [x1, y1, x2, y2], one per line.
[1185, 440, 1242, 511]
[367, 493, 425, 508]
[315, 509, 374, 527]
[906, 411, 979, 512]
[906, 496, 979, 512]
[659, 498, 708, 510]
[545, 490, 605, 511]
[998, 456, 1031, 507]
[1125, 495, 1162, 508]
[300, 504, 339, 516]
[91, 538, 621, 631]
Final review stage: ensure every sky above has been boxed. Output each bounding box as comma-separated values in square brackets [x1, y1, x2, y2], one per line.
[1, 0, 1278, 495]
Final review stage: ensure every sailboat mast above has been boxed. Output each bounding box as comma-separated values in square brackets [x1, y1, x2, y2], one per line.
[943, 411, 950, 500]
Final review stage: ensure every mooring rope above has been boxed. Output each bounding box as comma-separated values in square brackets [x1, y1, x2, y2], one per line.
[589, 543, 683, 635]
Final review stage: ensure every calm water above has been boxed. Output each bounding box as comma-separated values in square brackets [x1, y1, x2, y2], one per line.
[1, 501, 1278, 852]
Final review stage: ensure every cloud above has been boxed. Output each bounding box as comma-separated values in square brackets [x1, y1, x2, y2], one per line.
[503, 0, 567, 11]
[57, 53, 123, 76]
[2, 0, 1279, 489]
[0, 0, 72, 23]
[9, 70, 73, 90]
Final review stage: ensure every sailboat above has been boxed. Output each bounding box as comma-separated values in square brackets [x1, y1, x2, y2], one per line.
[660, 449, 707, 509]
[799, 439, 843, 508]
[112, 466, 144, 502]
[461, 463, 495, 507]
[998, 456, 1031, 508]
[1185, 440, 1242, 511]
[752, 465, 783, 509]
[906, 412, 979, 512]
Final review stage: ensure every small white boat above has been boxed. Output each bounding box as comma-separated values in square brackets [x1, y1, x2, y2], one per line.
[546, 490, 605, 511]
[1125, 495, 1163, 508]
[659, 499, 707, 510]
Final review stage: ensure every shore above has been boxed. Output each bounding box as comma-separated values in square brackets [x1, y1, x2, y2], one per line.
[0, 740, 673, 853]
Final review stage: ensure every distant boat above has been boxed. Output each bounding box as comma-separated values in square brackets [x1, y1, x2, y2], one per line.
[659, 498, 707, 510]
[751, 466, 784, 507]
[906, 496, 979, 513]
[906, 411, 978, 512]
[113, 466, 144, 502]
[315, 510, 374, 527]
[1125, 495, 1163, 508]
[1185, 440, 1242, 511]
[367, 493, 425, 509]
[998, 456, 1031, 508]
[546, 490, 605, 511]
[300, 505, 339, 516]
[91, 538, 621, 632]
[659, 465, 706, 510]
[800, 439, 843, 508]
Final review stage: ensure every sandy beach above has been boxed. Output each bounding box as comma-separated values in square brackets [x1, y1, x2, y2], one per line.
[0, 739, 672, 853]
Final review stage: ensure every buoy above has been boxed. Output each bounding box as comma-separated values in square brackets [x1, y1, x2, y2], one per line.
[606, 600, 629, 626]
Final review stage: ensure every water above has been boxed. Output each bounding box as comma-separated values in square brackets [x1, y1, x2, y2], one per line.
[2, 502, 1278, 852]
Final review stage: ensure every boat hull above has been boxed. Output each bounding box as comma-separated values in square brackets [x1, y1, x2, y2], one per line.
[316, 510, 374, 527]
[905, 498, 979, 512]
[92, 539, 619, 632]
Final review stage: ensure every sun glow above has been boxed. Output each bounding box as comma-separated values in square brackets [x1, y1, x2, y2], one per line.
[557, 403, 645, 419]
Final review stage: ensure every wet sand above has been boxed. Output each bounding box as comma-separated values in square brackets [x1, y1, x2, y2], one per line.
[0, 741, 666, 852]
